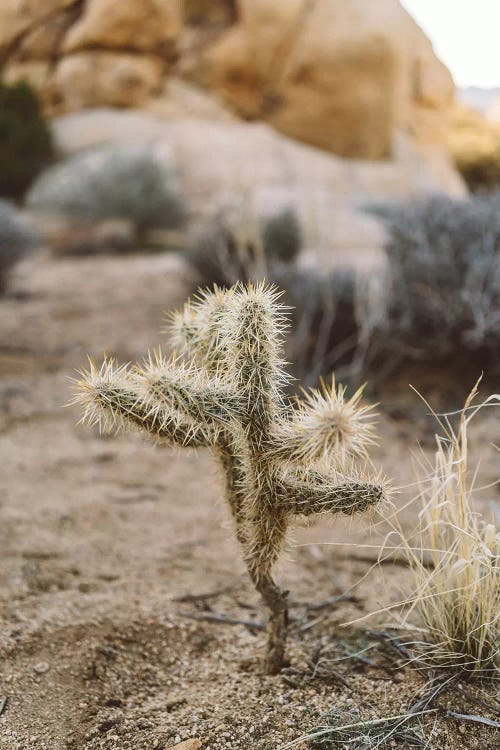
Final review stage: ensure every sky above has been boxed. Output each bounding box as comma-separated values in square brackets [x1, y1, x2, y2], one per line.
[401, 0, 500, 88]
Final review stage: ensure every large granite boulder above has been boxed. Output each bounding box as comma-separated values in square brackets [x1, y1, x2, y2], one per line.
[206, 0, 454, 158]
[2, 0, 455, 163]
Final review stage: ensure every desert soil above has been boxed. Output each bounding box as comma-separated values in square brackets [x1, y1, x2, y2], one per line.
[0, 252, 498, 750]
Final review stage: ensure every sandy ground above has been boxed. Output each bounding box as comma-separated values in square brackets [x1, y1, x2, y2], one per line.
[0, 252, 499, 750]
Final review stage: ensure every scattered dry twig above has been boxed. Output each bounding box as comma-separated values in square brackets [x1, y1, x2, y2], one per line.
[445, 711, 500, 728]
[172, 586, 234, 603]
[408, 674, 458, 714]
[177, 610, 265, 632]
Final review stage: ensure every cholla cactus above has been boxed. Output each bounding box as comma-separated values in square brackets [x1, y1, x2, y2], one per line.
[74, 283, 385, 673]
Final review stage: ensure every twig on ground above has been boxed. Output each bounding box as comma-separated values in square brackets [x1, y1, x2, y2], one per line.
[287, 592, 361, 634]
[462, 689, 500, 717]
[0, 697, 7, 717]
[296, 615, 328, 633]
[366, 629, 415, 666]
[303, 593, 360, 611]
[177, 610, 265, 631]
[344, 552, 434, 569]
[446, 711, 500, 728]
[172, 586, 233, 603]
[408, 674, 458, 714]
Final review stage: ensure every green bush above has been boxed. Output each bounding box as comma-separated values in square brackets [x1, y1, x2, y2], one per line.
[0, 80, 52, 199]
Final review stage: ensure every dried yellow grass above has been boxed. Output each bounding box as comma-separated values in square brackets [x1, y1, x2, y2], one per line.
[402, 384, 499, 677]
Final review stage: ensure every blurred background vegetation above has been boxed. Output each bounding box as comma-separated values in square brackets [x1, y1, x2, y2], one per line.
[1, 0, 499, 397]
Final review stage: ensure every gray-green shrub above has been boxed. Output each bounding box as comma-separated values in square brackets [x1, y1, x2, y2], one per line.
[370, 193, 500, 356]
[26, 144, 187, 235]
[0, 200, 39, 293]
[187, 208, 302, 288]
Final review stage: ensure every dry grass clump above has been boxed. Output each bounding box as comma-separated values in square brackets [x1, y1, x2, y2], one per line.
[281, 708, 429, 749]
[402, 385, 499, 678]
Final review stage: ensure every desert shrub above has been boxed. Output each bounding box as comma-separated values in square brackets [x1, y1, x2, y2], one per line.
[188, 207, 301, 287]
[274, 265, 362, 386]
[261, 208, 302, 263]
[0, 200, 39, 293]
[0, 80, 53, 199]
[26, 144, 187, 234]
[188, 209, 385, 387]
[189, 193, 500, 387]
[369, 193, 500, 358]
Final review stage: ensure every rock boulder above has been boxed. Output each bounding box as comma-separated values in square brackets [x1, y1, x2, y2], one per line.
[1, 0, 456, 164]
[62, 0, 181, 54]
[206, 0, 455, 158]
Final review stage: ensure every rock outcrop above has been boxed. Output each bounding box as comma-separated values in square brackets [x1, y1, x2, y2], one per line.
[62, 0, 181, 54]
[1, 0, 455, 162]
[53, 52, 164, 109]
[206, 0, 454, 158]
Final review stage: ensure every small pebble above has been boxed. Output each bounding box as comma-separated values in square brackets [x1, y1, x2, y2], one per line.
[32, 662, 49, 674]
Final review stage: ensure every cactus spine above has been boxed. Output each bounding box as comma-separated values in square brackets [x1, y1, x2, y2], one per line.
[74, 282, 384, 674]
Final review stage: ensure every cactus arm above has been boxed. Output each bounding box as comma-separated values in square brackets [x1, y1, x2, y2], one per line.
[225, 283, 290, 437]
[74, 359, 216, 448]
[277, 468, 383, 517]
[267, 378, 377, 466]
[136, 352, 243, 432]
[168, 287, 232, 372]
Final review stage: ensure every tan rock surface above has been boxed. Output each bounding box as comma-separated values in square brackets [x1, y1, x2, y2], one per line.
[0, 0, 76, 53]
[62, 0, 181, 53]
[206, 0, 455, 158]
[146, 78, 236, 121]
[0, 0, 457, 168]
[54, 52, 164, 110]
[51, 112, 465, 203]
[15, 5, 78, 60]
